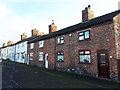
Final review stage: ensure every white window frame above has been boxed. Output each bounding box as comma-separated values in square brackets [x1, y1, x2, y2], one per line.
[30, 43, 34, 49]
[78, 30, 90, 41]
[57, 51, 64, 61]
[39, 41, 44, 48]
[57, 36, 64, 44]
[39, 52, 43, 61]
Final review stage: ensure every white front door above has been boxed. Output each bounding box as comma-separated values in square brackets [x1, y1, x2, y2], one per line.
[45, 53, 48, 68]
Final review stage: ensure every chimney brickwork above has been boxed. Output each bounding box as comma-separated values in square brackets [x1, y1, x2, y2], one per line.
[3, 43, 5, 47]
[7, 41, 13, 46]
[82, 5, 94, 22]
[31, 28, 39, 36]
[49, 22, 57, 34]
[21, 33, 27, 40]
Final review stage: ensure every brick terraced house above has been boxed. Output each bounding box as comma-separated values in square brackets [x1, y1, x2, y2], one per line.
[27, 6, 120, 81]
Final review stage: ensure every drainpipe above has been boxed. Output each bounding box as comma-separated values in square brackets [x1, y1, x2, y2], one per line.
[54, 37, 56, 70]
[14, 45, 16, 62]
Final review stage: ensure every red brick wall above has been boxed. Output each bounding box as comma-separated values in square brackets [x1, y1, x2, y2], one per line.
[28, 38, 55, 69]
[27, 20, 119, 81]
[55, 20, 118, 80]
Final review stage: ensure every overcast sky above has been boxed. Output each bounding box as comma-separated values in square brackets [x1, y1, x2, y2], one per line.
[0, 0, 120, 47]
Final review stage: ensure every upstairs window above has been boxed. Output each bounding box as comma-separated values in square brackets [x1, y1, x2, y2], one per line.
[17, 44, 19, 48]
[57, 36, 64, 44]
[79, 50, 91, 64]
[39, 41, 44, 48]
[30, 43, 34, 49]
[78, 30, 90, 41]
[30, 53, 33, 60]
[57, 51, 64, 62]
[39, 52, 43, 61]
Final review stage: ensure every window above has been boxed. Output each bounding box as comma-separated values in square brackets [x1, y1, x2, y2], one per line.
[22, 42, 24, 47]
[78, 30, 90, 41]
[57, 36, 64, 44]
[12, 53, 14, 58]
[57, 51, 64, 61]
[17, 53, 20, 59]
[39, 41, 44, 48]
[79, 50, 91, 63]
[21, 52, 24, 59]
[30, 43, 34, 49]
[30, 53, 33, 60]
[17, 44, 19, 48]
[39, 52, 43, 61]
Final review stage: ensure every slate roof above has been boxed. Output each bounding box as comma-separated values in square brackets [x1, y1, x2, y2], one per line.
[28, 9, 120, 44]
[0, 35, 38, 49]
[15, 35, 38, 45]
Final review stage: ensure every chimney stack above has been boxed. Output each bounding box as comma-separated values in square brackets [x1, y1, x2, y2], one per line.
[38, 32, 45, 36]
[82, 5, 94, 22]
[3, 43, 5, 47]
[49, 20, 57, 34]
[7, 41, 13, 46]
[21, 33, 27, 40]
[31, 28, 39, 36]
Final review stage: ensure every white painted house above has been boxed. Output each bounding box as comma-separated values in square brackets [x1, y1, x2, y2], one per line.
[15, 33, 38, 64]
[1, 47, 8, 60]
[15, 41, 27, 63]
[8, 45, 15, 62]
[0, 29, 41, 64]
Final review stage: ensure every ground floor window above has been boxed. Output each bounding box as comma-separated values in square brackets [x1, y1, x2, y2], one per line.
[79, 50, 91, 63]
[30, 53, 33, 60]
[39, 52, 43, 61]
[21, 52, 24, 60]
[57, 51, 64, 62]
[17, 53, 20, 60]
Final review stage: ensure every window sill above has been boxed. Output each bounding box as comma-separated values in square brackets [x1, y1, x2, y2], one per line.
[30, 48, 34, 50]
[78, 38, 91, 42]
[78, 62, 91, 64]
[57, 43, 64, 45]
[39, 47, 43, 49]
[57, 61, 64, 62]
[38, 60, 43, 62]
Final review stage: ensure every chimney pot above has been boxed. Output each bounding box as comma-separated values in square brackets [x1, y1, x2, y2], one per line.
[88, 5, 91, 9]
[85, 7, 88, 10]
[49, 21, 57, 34]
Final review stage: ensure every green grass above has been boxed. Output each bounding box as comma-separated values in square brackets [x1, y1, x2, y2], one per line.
[2, 60, 120, 88]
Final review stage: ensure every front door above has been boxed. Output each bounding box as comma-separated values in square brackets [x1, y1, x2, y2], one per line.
[45, 53, 48, 68]
[27, 55, 29, 65]
[97, 50, 110, 79]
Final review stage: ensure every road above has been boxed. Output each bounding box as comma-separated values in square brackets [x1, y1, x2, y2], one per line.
[2, 60, 120, 88]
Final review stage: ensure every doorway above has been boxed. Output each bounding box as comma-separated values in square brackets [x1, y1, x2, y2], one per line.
[97, 50, 110, 79]
[45, 53, 48, 68]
